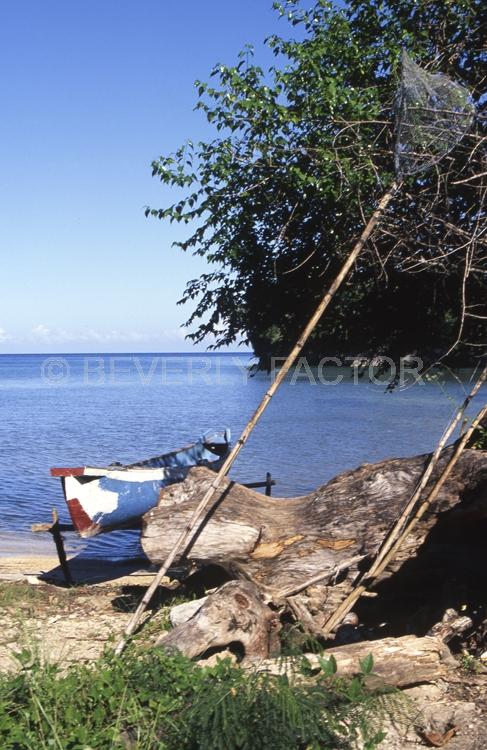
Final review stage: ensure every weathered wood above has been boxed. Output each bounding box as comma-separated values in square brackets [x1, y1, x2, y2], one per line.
[31, 522, 75, 533]
[158, 581, 281, 664]
[427, 608, 473, 643]
[31, 509, 74, 586]
[256, 635, 457, 689]
[243, 474, 275, 494]
[31, 522, 55, 533]
[169, 597, 208, 628]
[142, 448, 487, 629]
[50, 508, 74, 587]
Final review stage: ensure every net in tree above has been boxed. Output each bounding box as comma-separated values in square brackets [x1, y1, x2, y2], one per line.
[394, 49, 475, 177]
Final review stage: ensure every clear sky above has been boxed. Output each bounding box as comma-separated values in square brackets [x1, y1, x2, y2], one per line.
[0, 1, 291, 353]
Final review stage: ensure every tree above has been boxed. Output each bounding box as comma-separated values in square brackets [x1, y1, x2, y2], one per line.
[147, 0, 486, 369]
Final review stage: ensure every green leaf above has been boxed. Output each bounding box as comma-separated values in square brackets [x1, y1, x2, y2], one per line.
[360, 653, 374, 675]
[318, 654, 337, 676]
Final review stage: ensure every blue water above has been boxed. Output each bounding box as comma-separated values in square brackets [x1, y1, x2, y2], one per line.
[0, 353, 485, 559]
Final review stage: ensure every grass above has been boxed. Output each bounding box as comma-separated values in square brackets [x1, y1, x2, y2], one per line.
[0, 582, 91, 613]
[459, 653, 484, 675]
[0, 645, 411, 750]
[0, 583, 48, 610]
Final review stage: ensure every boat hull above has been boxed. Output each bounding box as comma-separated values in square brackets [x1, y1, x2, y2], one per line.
[51, 431, 230, 537]
[63, 470, 183, 537]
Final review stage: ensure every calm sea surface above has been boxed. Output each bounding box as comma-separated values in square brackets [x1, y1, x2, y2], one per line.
[0, 353, 485, 559]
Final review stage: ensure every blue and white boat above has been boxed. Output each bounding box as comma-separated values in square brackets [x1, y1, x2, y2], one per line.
[50, 430, 231, 537]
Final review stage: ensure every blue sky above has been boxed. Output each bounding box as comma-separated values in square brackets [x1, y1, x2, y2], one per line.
[0, 1, 294, 353]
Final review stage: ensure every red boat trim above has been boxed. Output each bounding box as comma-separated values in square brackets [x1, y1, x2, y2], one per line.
[50, 467, 85, 477]
[67, 497, 96, 534]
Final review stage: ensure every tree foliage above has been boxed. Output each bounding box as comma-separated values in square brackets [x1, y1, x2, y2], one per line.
[148, 0, 486, 367]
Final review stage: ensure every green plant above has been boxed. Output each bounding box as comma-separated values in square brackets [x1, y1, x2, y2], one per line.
[0, 583, 46, 611]
[459, 653, 483, 674]
[0, 645, 413, 749]
[470, 424, 487, 451]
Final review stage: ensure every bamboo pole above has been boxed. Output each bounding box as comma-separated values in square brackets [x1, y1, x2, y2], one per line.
[322, 368, 487, 636]
[364, 365, 486, 574]
[113, 180, 400, 655]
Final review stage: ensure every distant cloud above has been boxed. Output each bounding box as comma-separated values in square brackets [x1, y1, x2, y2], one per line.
[29, 324, 186, 345]
[31, 324, 52, 340]
[0, 327, 12, 343]
[0, 323, 245, 353]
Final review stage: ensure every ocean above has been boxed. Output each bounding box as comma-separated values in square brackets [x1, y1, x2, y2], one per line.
[0, 353, 485, 559]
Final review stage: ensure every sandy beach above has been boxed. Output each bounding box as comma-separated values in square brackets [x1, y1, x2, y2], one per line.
[0, 530, 155, 587]
[0, 532, 65, 581]
[0, 536, 172, 672]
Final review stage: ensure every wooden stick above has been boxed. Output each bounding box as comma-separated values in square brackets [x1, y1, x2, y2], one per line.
[322, 372, 487, 636]
[50, 508, 74, 587]
[265, 472, 273, 497]
[278, 554, 366, 600]
[113, 180, 400, 656]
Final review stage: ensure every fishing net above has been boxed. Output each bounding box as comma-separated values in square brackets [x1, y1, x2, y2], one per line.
[394, 50, 474, 177]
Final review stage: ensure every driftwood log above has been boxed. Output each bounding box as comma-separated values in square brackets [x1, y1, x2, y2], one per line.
[257, 634, 457, 689]
[159, 580, 281, 663]
[159, 580, 455, 686]
[142, 448, 487, 632]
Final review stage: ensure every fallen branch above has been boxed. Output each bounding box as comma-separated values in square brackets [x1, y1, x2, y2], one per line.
[277, 554, 366, 601]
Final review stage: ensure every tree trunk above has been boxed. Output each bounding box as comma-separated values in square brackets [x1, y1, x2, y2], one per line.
[142, 448, 487, 628]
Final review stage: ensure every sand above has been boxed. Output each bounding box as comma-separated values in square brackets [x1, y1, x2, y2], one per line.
[0, 534, 172, 672]
[0, 531, 155, 586]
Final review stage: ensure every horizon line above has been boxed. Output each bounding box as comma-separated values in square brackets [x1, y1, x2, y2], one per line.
[0, 350, 255, 356]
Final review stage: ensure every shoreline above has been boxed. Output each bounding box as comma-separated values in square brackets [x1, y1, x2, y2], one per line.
[0, 530, 65, 558]
[0, 531, 153, 585]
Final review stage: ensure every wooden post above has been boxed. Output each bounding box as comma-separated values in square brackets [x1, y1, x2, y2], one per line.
[242, 476, 276, 491]
[265, 472, 273, 497]
[50, 508, 74, 587]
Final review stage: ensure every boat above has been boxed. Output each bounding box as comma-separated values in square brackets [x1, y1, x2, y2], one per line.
[50, 429, 231, 537]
